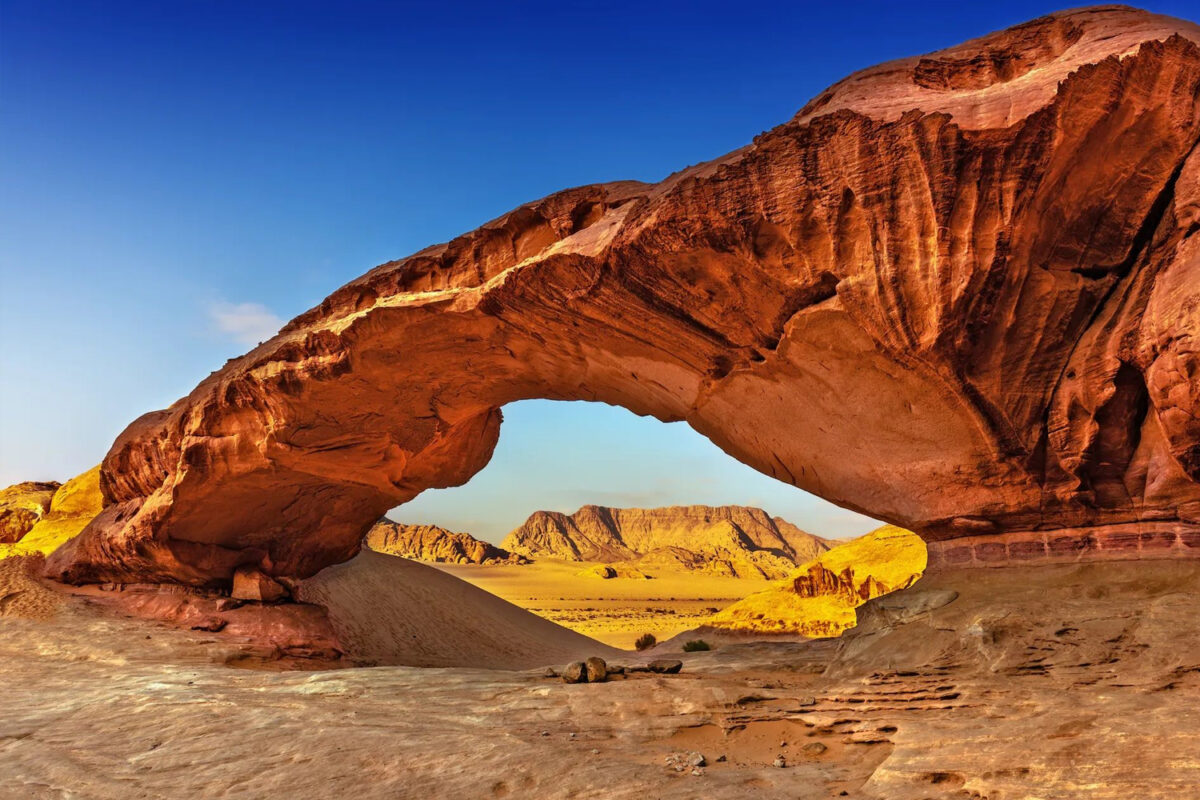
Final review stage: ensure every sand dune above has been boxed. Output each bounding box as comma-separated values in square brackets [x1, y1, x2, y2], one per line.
[295, 550, 619, 669]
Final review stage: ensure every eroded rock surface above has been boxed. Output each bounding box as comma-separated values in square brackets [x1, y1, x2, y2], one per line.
[46, 7, 1200, 586]
[8, 556, 1200, 797]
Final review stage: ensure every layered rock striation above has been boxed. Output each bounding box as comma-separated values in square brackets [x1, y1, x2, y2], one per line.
[502, 504, 828, 579]
[366, 520, 528, 565]
[45, 7, 1200, 586]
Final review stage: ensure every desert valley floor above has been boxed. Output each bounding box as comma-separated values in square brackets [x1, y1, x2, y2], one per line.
[434, 559, 773, 648]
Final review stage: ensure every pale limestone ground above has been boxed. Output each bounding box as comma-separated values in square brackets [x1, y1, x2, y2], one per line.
[434, 558, 775, 648]
[2, 559, 1200, 798]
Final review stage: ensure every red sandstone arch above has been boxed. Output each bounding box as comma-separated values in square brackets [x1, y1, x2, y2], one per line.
[47, 7, 1200, 586]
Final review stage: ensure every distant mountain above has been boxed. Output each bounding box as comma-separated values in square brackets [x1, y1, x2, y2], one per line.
[705, 525, 926, 637]
[367, 521, 528, 565]
[500, 505, 830, 579]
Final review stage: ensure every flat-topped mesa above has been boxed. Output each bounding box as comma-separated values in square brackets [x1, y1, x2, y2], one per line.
[46, 7, 1200, 586]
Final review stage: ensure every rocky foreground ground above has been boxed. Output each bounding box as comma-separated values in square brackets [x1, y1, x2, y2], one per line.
[3, 556, 1198, 799]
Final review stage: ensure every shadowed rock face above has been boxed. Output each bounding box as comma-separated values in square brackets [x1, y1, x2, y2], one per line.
[46, 7, 1200, 586]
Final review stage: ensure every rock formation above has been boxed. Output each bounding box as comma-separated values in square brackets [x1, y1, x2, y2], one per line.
[2, 468, 101, 559]
[503, 505, 828, 579]
[366, 519, 528, 565]
[706, 525, 925, 637]
[44, 7, 1200, 587]
[0, 482, 60, 544]
[575, 564, 651, 580]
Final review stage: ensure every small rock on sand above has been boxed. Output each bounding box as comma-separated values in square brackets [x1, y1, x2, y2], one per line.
[803, 742, 827, 755]
[773, 755, 787, 768]
[585, 656, 608, 683]
[561, 662, 586, 683]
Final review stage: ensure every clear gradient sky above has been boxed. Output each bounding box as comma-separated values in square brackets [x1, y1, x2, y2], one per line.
[4, 0, 1196, 543]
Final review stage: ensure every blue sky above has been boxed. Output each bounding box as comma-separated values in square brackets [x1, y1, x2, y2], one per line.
[3, 0, 1196, 543]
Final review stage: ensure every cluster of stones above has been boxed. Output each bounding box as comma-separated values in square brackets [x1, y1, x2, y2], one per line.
[552, 656, 683, 683]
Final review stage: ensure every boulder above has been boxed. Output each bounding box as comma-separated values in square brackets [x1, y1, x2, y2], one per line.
[585, 656, 608, 683]
[231, 567, 289, 603]
[561, 662, 587, 684]
[648, 660, 683, 675]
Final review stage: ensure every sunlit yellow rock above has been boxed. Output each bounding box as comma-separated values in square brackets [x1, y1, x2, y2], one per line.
[705, 525, 926, 638]
[0, 466, 102, 559]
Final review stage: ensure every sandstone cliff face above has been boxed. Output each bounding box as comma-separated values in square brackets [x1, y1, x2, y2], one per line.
[502, 504, 828, 579]
[45, 8, 1200, 586]
[0, 482, 60, 544]
[366, 520, 527, 565]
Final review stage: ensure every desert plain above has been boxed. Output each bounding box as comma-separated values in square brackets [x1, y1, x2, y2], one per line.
[435, 559, 771, 649]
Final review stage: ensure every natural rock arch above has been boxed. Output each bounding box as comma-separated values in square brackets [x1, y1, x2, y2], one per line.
[48, 7, 1200, 586]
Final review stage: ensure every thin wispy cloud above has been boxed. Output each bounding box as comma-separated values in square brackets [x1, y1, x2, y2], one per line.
[207, 301, 284, 346]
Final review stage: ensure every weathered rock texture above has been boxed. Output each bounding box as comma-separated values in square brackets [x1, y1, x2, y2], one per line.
[45, 7, 1200, 586]
[0, 482, 60, 544]
[366, 519, 528, 565]
[503, 505, 828, 579]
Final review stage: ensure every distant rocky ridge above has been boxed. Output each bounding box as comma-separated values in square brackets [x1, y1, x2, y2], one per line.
[366, 520, 528, 565]
[501, 505, 830, 579]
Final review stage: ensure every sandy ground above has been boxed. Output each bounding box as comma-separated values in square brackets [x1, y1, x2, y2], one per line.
[434, 559, 774, 648]
[3, 555, 1200, 798]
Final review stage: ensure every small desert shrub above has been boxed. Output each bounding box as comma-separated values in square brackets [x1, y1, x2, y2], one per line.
[634, 633, 656, 651]
[682, 639, 711, 652]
